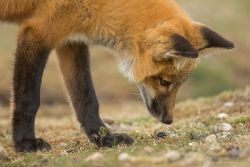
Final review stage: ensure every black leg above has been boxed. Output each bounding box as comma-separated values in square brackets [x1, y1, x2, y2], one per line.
[12, 28, 51, 152]
[56, 43, 134, 147]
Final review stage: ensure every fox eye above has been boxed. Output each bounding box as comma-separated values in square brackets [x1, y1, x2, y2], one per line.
[159, 77, 171, 87]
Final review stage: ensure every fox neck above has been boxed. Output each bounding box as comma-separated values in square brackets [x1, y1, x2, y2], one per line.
[65, 32, 136, 81]
[101, 40, 136, 82]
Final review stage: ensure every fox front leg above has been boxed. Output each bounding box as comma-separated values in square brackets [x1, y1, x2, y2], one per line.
[12, 27, 51, 152]
[56, 43, 134, 147]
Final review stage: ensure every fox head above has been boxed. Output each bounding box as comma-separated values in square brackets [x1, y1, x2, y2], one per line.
[130, 22, 234, 124]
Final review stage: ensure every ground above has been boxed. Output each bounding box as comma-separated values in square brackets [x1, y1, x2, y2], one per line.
[0, 0, 250, 166]
[0, 87, 249, 167]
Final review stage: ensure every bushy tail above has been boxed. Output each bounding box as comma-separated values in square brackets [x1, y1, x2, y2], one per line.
[0, 0, 39, 23]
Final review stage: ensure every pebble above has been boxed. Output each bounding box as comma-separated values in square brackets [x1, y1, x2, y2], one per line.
[156, 132, 167, 139]
[224, 102, 234, 108]
[170, 134, 178, 138]
[217, 113, 229, 119]
[218, 132, 232, 140]
[85, 152, 104, 162]
[165, 151, 182, 163]
[189, 132, 206, 141]
[215, 123, 233, 132]
[226, 145, 241, 159]
[0, 146, 8, 161]
[188, 142, 199, 150]
[205, 134, 218, 144]
[118, 153, 130, 162]
[143, 146, 154, 153]
[228, 147, 241, 159]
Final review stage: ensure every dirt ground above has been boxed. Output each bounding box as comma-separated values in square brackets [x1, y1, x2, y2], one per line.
[0, 87, 249, 167]
[0, 1, 250, 166]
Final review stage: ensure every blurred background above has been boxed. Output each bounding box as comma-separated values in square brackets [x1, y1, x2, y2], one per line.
[0, 0, 249, 108]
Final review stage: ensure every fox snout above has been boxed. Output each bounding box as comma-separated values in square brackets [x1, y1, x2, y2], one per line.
[139, 85, 176, 125]
[151, 98, 174, 124]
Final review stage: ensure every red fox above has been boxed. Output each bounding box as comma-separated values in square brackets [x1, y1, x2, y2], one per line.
[0, 0, 234, 152]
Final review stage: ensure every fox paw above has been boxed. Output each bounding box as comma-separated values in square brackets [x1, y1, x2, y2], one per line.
[15, 138, 51, 152]
[90, 133, 134, 148]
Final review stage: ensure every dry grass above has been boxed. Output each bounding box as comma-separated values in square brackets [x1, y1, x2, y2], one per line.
[0, 0, 250, 105]
[0, 87, 249, 167]
[0, 0, 250, 166]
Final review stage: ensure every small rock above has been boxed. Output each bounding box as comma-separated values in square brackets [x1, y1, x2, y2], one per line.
[165, 151, 182, 163]
[229, 147, 241, 159]
[215, 123, 233, 132]
[218, 132, 232, 140]
[156, 132, 167, 139]
[143, 146, 154, 153]
[189, 132, 207, 141]
[188, 142, 199, 150]
[170, 134, 178, 138]
[118, 153, 130, 162]
[0, 146, 8, 161]
[85, 152, 104, 162]
[205, 134, 218, 144]
[226, 144, 241, 159]
[217, 113, 229, 119]
[224, 102, 234, 108]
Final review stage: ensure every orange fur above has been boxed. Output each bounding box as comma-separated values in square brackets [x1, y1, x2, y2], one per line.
[0, 0, 42, 23]
[1, 0, 234, 125]
[0, 0, 234, 98]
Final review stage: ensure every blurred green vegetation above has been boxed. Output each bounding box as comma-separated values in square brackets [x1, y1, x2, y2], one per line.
[0, 0, 249, 106]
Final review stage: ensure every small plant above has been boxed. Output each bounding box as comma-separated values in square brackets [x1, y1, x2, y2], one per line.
[230, 116, 250, 125]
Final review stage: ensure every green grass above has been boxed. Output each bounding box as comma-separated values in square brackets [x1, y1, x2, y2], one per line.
[230, 116, 250, 125]
[0, 0, 250, 105]
[0, 87, 249, 167]
[0, 0, 250, 166]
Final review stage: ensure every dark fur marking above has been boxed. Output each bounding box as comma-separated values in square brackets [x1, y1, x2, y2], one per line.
[12, 28, 51, 152]
[56, 43, 134, 148]
[172, 34, 198, 58]
[201, 27, 234, 49]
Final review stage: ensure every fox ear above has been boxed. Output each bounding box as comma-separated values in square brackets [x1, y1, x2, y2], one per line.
[194, 22, 235, 50]
[153, 34, 198, 61]
[171, 34, 198, 58]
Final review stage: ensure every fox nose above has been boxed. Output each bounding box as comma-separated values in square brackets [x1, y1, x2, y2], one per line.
[161, 116, 173, 124]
